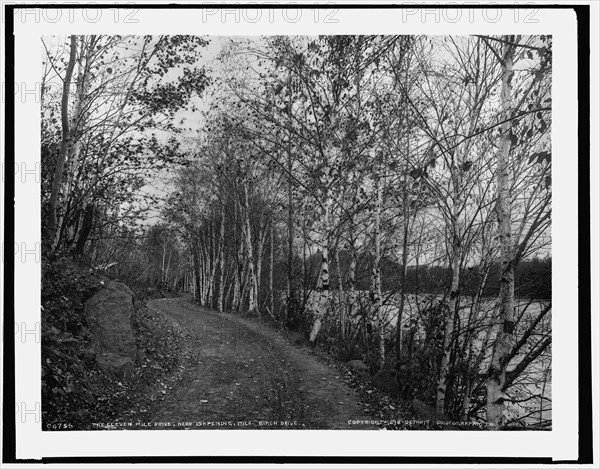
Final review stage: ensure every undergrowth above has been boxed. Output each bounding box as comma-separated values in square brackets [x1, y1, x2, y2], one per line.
[41, 257, 190, 430]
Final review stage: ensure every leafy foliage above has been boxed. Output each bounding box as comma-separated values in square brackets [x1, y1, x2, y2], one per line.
[41, 34, 552, 428]
[41, 259, 194, 429]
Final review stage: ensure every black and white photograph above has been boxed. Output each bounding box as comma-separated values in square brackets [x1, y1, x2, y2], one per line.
[39, 32, 553, 432]
[3, 2, 596, 465]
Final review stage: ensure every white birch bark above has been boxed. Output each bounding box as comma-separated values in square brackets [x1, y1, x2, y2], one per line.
[217, 202, 226, 312]
[256, 214, 269, 310]
[487, 36, 516, 427]
[334, 241, 345, 341]
[347, 221, 357, 329]
[47, 35, 77, 251]
[232, 204, 242, 312]
[243, 182, 259, 317]
[436, 146, 463, 416]
[269, 214, 275, 317]
[461, 264, 491, 418]
[309, 194, 331, 343]
[370, 176, 385, 369]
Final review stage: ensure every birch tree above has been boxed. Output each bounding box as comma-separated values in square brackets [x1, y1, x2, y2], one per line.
[42, 35, 210, 259]
[483, 34, 552, 427]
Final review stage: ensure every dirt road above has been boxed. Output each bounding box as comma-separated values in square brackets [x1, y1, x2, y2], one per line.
[142, 298, 374, 429]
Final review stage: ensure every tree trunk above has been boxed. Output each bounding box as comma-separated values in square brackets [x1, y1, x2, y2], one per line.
[240, 255, 249, 310]
[161, 241, 167, 284]
[436, 144, 464, 416]
[256, 213, 268, 309]
[269, 213, 275, 317]
[395, 242, 408, 366]
[396, 79, 412, 366]
[243, 183, 259, 317]
[461, 258, 492, 418]
[334, 239, 345, 342]
[192, 240, 202, 303]
[370, 176, 385, 369]
[73, 204, 94, 258]
[217, 202, 226, 312]
[60, 36, 96, 251]
[166, 245, 172, 287]
[395, 189, 410, 366]
[309, 196, 331, 343]
[436, 229, 460, 416]
[208, 218, 218, 308]
[487, 36, 516, 427]
[199, 241, 207, 306]
[308, 94, 340, 343]
[232, 204, 242, 312]
[46, 35, 77, 253]
[286, 135, 294, 325]
[347, 221, 357, 333]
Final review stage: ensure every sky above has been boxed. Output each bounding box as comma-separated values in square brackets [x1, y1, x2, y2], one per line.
[42, 35, 551, 263]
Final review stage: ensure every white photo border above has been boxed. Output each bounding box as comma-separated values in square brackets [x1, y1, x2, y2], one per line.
[4, 1, 594, 464]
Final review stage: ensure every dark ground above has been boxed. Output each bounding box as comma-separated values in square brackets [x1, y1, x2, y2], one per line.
[132, 297, 375, 429]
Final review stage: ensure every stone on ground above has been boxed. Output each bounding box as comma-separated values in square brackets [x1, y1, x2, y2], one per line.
[85, 281, 137, 379]
[347, 359, 369, 377]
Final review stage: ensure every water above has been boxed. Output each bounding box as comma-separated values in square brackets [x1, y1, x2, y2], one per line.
[304, 290, 552, 426]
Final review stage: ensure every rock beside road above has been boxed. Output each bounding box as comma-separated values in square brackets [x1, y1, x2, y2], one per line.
[347, 359, 369, 377]
[85, 281, 137, 379]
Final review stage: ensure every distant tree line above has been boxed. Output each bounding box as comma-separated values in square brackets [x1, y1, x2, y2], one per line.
[320, 254, 552, 300]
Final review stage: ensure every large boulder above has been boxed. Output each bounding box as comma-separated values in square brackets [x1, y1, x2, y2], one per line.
[347, 360, 369, 377]
[85, 281, 137, 379]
